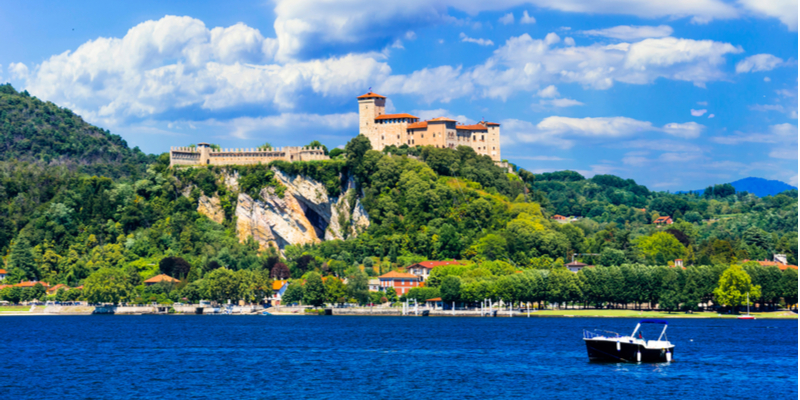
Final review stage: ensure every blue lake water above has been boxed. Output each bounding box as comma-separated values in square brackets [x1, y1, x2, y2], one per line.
[0, 315, 796, 399]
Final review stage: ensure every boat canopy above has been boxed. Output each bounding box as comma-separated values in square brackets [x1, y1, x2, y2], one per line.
[640, 319, 668, 324]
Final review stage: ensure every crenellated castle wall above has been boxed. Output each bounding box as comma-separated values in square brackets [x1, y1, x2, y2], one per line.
[169, 146, 328, 168]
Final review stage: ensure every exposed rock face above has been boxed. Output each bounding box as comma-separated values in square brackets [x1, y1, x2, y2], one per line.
[230, 168, 370, 252]
[197, 194, 225, 224]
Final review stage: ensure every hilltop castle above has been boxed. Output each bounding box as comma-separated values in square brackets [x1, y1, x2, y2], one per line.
[169, 92, 502, 168]
[357, 92, 502, 162]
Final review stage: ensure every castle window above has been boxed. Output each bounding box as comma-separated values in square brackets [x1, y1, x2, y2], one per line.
[421, 134, 424, 138]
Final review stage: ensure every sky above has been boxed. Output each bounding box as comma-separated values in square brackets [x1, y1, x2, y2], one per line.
[0, 0, 797, 190]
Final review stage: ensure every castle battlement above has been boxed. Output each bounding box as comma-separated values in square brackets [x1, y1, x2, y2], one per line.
[169, 143, 328, 167]
[357, 92, 501, 162]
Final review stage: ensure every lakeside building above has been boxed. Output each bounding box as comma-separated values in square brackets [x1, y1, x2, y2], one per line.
[0, 268, 5, 280]
[368, 279, 381, 292]
[170, 143, 328, 168]
[378, 271, 423, 296]
[144, 274, 180, 286]
[357, 92, 503, 163]
[407, 260, 461, 281]
[565, 261, 593, 273]
[653, 216, 673, 226]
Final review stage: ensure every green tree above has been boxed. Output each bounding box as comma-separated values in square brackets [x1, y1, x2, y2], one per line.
[304, 272, 327, 307]
[637, 232, 687, 265]
[83, 268, 133, 304]
[204, 268, 240, 303]
[440, 275, 462, 304]
[281, 283, 304, 304]
[713, 265, 761, 312]
[681, 267, 703, 311]
[781, 268, 798, 309]
[598, 248, 626, 267]
[547, 268, 581, 309]
[347, 271, 370, 305]
[659, 268, 681, 312]
[344, 134, 372, 181]
[8, 237, 38, 281]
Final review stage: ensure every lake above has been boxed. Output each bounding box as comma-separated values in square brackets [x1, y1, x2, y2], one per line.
[0, 315, 796, 399]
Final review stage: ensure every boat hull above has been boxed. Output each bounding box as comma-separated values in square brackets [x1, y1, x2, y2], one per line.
[584, 339, 674, 363]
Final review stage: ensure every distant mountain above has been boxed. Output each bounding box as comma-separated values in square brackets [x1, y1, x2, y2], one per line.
[728, 177, 797, 197]
[679, 177, 797, 197]
[0, 83, 155, 177]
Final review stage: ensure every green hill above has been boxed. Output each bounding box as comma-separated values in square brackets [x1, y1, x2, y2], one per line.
[0, 84, 154, 178]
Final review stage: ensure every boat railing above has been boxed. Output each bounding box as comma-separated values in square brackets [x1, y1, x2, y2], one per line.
[583, 329, 621, 339]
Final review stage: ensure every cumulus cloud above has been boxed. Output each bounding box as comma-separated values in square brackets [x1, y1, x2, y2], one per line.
[411, 108, 473, 123]
[735, 54, 784, 73]
[662, 122, 705, 138]
[738, 0, 798, 31]
[564, 37, 576, 46]
[521, 11, 536, 24]
[499, 13, 514, 25]
[691, 109, 707, 116]
[537, 85, 560, 98]
[579, 25, 674, 40]
[9, 62, 29, 80]
[14, 16, 391, 126]
[460, 32, 494, 46]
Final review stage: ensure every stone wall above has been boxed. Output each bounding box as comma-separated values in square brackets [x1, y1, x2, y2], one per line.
[169, 146, 328, 168]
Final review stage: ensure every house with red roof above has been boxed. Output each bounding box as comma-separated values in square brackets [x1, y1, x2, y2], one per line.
[0, 269, 6, 281]
[144, 274, 180, 286]
[378, 271, 423, 296]
[46, 284, 71, 296]
[407, 260, 462, 281]
[653, 216, 673, 226]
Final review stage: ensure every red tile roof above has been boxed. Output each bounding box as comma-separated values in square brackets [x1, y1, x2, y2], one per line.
[375, 113, 418, 120]
[357, 92, 386, 99]
[272, 280, 287, 291]
[654, 216, 672, 223]
[482, 122, 500, 126]
[379, 271, 418, 279]
[0, 269, 6, 274]
[16, 281, 49, 288]
[407, 121, 428, 129]
[456, 124, 488, 131]
[411, 260, 461, 269]
[551, 214, 567, 219]
[748, 260, 799, 271]
[429, 117, 457, 122]
[426, 297, 442, 302]
[144, 274, 180, 284]
[46, 284, 70, 294]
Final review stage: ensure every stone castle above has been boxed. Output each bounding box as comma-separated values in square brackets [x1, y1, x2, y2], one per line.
[170, 143, 327, 167]
[169, 91, 502, 168]
[357, 92, 502, 162]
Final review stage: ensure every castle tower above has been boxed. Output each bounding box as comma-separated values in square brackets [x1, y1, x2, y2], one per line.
[197, 142, 211, 165]
[357, 92, 386, 149]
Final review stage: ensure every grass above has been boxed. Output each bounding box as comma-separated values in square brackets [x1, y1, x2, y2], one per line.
[524, 308, 798, 319]
[0, 306, 34, 312]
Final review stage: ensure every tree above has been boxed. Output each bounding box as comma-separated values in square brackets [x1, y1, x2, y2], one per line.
[637, 232, 686, 265]
[781, 268, 798, 309]
[270, 262, 290, 279]
[598, 248, 626, 267]
[159, 257, 192, 279]
[682, 268, 703, 312]
[83, 268, 133, 304]
[8, 237, 38, 281]
[305, 140, 329, 154]
[324, 277, 348, 305]
[304, 272, 327, 307]
[547, 268, 582, 308]
[659, 269, 681, 312]
[204, 268, 240, 303]
[281, 283, 304, 304]
[344, 134, 372, 181]
[440, 275, 462, 304]
[348, 271, 370, 305]
[714, 265, 761, 312]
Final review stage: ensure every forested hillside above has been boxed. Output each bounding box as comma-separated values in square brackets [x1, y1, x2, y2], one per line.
[0, 87, 796, 309]
[0, 84, 154, 178]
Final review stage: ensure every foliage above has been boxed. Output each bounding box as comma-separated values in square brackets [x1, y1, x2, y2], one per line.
[303, 272, 326, 307]
[83, 268, 133, 304]
[714, 265, 762, 311]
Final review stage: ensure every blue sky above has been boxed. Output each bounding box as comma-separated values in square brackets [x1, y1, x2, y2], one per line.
[1, 0, 797, 190]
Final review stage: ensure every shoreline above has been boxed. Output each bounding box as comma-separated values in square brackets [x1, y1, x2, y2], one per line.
[1, 307, 796, 319]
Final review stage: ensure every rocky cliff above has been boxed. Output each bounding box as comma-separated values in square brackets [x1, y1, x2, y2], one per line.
[195, 168, 369, 252]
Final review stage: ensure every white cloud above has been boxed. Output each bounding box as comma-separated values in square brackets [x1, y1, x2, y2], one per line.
[579, 25, 674, 40]
[764, 77, 771, 82]
[499, 13, 514, 25]
[564, 37, 576, 46]
[738, 0, 798, 31]
[521, 11, 536, 24]
[711, 123, 797, 159]
[15, 16, 391, 126]
[405, 31, 417, 40]
[697, 101, 708, 105]
[460, 32, 494, 46]
[537, 85, 560, 98]
[708, 113, 715, 118]
[411, 108, 474, 124]
[214, 112, 358, 139]
[662, 122, 705, 138]
[735, 53, 784, 73]
[691, 109, 707, 116]
[9, 62, 29, 80]
[543, 98, 584, 107]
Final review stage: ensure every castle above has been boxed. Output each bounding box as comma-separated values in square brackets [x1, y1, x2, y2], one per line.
[357, 92, 502, 162]
[169, 92, 502, 168]
[169, 143, 327, 167]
